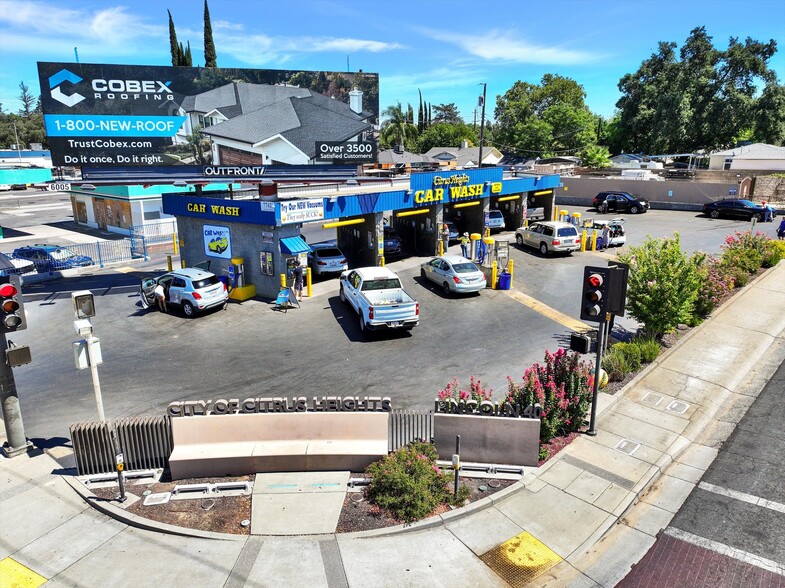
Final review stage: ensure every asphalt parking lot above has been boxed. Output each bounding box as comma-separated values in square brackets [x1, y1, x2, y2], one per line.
[9, 209, 775, 445]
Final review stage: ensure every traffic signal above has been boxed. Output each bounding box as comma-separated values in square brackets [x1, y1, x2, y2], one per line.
[0, 275, 27, 333]
[580, 266, 610, 322]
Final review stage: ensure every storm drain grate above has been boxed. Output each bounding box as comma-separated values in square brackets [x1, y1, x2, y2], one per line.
[480, 531, 561, 587]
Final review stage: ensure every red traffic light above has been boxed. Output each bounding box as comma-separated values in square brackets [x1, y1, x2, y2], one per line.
[587, 273, 603, 288]
[0, 283, 17, 297]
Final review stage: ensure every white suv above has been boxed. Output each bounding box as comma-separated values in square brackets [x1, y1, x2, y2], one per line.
[140, 268, 229, 317]
[515, 221, 581, 255]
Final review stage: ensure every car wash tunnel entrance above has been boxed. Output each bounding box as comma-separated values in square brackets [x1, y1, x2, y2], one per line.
[153, 166, 559, 299]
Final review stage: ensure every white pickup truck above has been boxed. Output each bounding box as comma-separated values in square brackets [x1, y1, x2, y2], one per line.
[339, 267, 419, 334]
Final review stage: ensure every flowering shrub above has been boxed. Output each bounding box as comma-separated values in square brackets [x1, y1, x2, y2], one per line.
[693, 255, 735, 319]
[505, 349, 593, 443]
[437, 376, 493, 403]
[763, 240, 785, 267]
[619, 233, 702, 338]
[720, 230, 769, 275]
[366, 440, 468, 523]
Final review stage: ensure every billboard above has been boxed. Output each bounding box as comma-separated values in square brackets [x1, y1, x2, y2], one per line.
[37, 62, 379, 168]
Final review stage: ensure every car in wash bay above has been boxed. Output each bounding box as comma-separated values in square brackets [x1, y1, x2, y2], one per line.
[515, 221, 580, 255]
[420, 255, 486, 295]
[593, 192, 650, 214]
[12, 244, 93, 272]
[307, 243, 348, 277]
[383, 225, 403, 258]
[486, 209, 506, 231]
[702, 198, 772, 221]
[139, 267, 228, 317]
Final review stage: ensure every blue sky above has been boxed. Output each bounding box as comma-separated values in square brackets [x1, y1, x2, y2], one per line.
[1, 0, 784, 122]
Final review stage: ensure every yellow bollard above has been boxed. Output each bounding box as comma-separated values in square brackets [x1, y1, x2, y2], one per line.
[181, 259, 186, 269]
[485, 227, 490, 238]
[167, 255, 173, 272]
[380, 255, 385, 267]
[491, 260, 498, 290]
[172, 233, 178, 255]
[523, 218, 529, 228]
[508, 259, 515, 287]
[581, 230, 587, 252]
[280, 273, 287, 288]
[306, 267, 312, 298]
[439, 241, 444, 256]
[591, 229, 598, 251]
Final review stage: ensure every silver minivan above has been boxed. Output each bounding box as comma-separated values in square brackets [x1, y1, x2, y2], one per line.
[140, 268, 228, 317]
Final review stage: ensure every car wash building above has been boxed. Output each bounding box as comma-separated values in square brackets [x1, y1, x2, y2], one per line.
[163, 166, 559, 299]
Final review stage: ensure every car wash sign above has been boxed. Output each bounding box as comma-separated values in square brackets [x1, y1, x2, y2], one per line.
[408, 168, 504, 205]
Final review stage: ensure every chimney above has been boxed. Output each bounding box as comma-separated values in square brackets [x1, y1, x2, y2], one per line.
[349, 88, 363, 114]
[461, 139, 470, 149]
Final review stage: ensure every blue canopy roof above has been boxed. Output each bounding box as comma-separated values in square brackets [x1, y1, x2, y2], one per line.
[280, 236, 312, 255]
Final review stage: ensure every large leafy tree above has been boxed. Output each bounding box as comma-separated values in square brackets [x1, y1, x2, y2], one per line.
[494, 75, 596, 158]
[432, 103, 462, 125]
[380, 102, 418, 150]
[417, 122, 477, 152]
[616, 27, 780, 153]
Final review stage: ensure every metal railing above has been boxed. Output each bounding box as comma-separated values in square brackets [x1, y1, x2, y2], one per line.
[389, 409, 434, 451]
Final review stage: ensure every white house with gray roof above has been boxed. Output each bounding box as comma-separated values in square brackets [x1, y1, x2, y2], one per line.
[709, 143, 785, 171]
[172, 82, 373, 165]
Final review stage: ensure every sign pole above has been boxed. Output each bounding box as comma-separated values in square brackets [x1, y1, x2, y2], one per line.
[586, 316, 605, 436]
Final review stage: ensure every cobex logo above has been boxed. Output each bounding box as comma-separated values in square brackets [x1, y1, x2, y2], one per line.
[48, 68, 174, 108]
[49, 69, 85, 108]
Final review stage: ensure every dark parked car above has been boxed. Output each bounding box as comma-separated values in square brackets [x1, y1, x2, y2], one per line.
[702, 199, 773, 221]
[593, 192, 650, 214]
[12, 244, 93, 272]
[383, 225, 403, 258]
[0, 252, 36, 277]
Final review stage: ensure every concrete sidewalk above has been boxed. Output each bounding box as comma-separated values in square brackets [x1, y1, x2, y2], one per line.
[1, 262, 784, 587]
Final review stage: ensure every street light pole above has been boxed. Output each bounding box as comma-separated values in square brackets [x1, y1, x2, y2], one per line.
[12, 122, 22, 162]
[478, 83, 487, 168]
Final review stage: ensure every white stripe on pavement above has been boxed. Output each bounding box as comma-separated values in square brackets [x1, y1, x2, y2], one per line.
[664, 527, 785, 576]
[698, 481, 785, 515]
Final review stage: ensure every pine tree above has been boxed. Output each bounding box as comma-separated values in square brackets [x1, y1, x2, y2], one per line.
[168, 10, 179, 66]
[417, 89, 424, 133]
[184, 41, 193, 66]
[203, 0, 217, 67]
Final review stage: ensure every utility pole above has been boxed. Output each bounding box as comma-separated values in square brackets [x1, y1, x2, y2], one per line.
[12, 122, 22, 162]
[478, 83, 487, 168]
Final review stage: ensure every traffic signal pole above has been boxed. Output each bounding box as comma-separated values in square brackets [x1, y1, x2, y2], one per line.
[0, 332, 32, 456]
[586, 314, 605, 436]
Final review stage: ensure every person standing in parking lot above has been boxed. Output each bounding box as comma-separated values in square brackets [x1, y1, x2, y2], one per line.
[460, 232, 470, 258]
[777, 217, 785, 240]
[292, 259, 304, 302]
[601, 224, 610, 250]
[441, 223, 450, 254]
[154, 282, 167, 313]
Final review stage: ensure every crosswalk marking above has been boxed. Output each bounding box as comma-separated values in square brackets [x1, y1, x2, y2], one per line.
[698, 481, 785, 514]
[664, 527, 785, 575]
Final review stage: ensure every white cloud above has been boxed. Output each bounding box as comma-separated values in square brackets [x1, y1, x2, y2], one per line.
[421, 27, 602, 65]
[213, 20, 244, 31]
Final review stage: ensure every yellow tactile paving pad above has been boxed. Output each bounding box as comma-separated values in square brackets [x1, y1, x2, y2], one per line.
[0, 557, 47, 588]
[480, 531, 562, 587]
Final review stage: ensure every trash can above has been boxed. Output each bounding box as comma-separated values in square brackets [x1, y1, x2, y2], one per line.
[498, 271, 511, 290]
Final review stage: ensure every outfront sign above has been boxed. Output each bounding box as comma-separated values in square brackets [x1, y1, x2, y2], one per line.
[37, 62, 379, 167]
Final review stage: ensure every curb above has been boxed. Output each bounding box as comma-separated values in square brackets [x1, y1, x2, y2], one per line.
[63, 475, 245, 542]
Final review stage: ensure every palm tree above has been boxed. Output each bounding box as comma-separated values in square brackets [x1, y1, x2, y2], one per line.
[381, 102, 418, 150]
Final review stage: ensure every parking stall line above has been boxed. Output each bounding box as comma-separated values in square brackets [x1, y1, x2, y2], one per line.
[503, 289, 592, 332]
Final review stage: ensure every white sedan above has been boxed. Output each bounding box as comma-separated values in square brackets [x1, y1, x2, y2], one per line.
[420, 255, 487, 295]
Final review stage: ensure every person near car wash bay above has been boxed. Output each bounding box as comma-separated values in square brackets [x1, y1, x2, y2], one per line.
[292, 259, 304, 302]
[441, 223, 450, 253]
[460, 232, 470, 258]
[777, 217, 785, 240]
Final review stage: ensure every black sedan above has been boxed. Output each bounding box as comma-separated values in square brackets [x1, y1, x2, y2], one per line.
[702, 199, 772, 221]
[593, 191, 650, 214]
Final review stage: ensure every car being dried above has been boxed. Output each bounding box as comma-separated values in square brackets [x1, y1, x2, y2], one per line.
[515, 221, 580, 255]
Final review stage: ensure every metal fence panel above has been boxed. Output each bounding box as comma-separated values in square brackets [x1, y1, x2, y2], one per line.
[388, 409, 433, 452]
